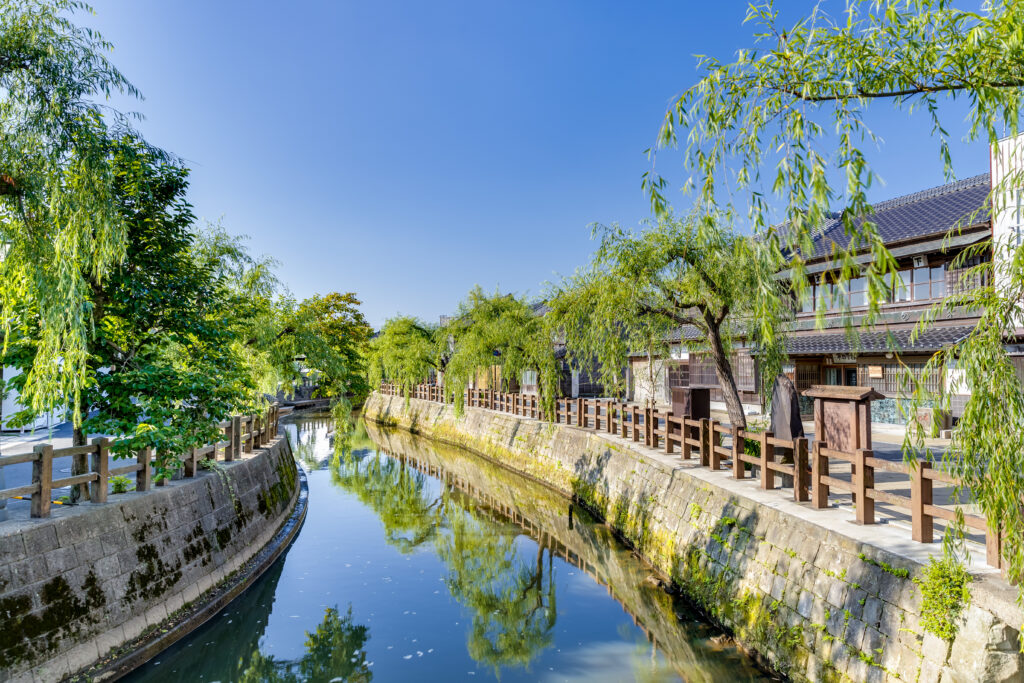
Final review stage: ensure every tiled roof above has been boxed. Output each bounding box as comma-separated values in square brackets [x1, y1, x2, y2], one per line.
[785, 326, 973, 356]
[804, 174, 990, 260]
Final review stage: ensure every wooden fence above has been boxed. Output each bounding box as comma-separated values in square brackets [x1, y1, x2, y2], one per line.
[381, 382, 1005, 573]
[0, 404, 290, 519]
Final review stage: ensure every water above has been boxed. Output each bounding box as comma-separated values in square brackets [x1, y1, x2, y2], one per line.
[125, 412, 772, 682]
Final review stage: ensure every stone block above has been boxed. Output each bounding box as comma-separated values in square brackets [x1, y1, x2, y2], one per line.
[846, 617, 866, 652]
[922, 632, 951, 664]
[21, 525, 59, 556]
[0, 532, 27, 565]
[797, 590, 815, 619]
[43, 545, 78, 577]
[9, 555, 49, 591]
[826, 577, 849, 610]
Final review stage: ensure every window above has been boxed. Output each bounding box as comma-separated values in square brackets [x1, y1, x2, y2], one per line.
[849, 277, 867, 308]
[912, 264, 945, 301]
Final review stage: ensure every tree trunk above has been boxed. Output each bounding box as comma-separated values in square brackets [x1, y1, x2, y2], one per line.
[706, 319, 747, 431]
[70, 398, 90, 502]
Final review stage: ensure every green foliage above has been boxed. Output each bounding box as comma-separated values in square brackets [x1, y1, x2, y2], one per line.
[109, 475, 132, 494]
[440, 287, 560, 415]
[916, 555, 971, 641]
[546, 214, 782, 427]
[3, 137, 250, 477]
[237, 605, 371, 682]
[0, 0, 155, 421]
[645, 0, 1024, 604]
[364, 315, 439, 396]
[857, 553, 911, 580]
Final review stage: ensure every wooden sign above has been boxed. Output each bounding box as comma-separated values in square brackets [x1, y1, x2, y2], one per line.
[868, 365, 883, 379]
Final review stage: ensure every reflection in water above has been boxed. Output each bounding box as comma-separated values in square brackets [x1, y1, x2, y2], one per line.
[238, 606, 371, 683]
[331, 450, 558, 672]
[127, 412, 770, 682]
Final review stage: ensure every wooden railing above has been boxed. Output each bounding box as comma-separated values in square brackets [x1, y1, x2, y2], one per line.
[381, 382, 1006, 573]
[0, 404, 289, 519]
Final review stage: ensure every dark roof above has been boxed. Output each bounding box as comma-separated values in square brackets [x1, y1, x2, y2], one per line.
[785, 326, 973, 356]
[666, 326, 704, 342]
[803, 174, 990, 260]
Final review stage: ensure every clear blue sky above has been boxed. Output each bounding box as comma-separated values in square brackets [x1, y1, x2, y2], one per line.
[87, 1, 990, 327]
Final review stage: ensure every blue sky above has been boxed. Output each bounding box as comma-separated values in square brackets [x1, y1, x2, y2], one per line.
[87, 2, 991, 327]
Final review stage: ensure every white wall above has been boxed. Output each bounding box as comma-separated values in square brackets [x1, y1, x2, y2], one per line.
[630, 357, 668, 407]
[1, 367, 62, 432]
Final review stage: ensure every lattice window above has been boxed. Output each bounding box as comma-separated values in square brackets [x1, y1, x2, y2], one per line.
[796, 363, 820, 391]
[857, 362, 941, 396]
[690, 352, 756, 392]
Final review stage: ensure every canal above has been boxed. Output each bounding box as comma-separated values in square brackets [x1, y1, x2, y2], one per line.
[125, 411, 771, 682]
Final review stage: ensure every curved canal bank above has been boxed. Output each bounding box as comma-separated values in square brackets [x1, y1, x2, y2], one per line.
[363, 392, 1024, 683]
[124, 411, 771, 682]
[0, 433, 301, 682]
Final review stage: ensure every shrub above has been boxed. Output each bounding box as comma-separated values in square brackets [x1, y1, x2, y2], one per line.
[916, 556, 971, 640]
[110, 475, 133, 494]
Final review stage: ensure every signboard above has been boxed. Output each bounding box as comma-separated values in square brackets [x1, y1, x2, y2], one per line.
[831, 354, 857, 364]
[868, 365, 883, 379]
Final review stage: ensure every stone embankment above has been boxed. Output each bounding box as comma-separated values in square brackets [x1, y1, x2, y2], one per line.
[364, 392, 1024, 683]
[0, 434, 300, 682]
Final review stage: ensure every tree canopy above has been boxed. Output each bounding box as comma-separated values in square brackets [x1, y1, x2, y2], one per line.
[439, 287, 560, 413]
[0, 0, 157, 420]
[547, 214, 781, 428]
[364, 315, 440, 396]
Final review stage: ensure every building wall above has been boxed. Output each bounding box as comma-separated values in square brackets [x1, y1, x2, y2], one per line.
[629, 357, 668, 407]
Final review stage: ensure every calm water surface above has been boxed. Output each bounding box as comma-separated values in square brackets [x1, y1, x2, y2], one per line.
[126, 412, 771, 682]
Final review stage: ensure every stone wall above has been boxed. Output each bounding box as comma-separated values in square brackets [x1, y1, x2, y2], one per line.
[364, 392, 1024, 683]
[0, 435, 299, 682]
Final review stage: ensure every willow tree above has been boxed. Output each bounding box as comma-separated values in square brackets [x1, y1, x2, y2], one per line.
[1, 0, 153, 419]
[364, 315, 440, 396]
[547, 215, 779, 430]
[440, 286, 560, 414]
[645, 1, 1024, 583]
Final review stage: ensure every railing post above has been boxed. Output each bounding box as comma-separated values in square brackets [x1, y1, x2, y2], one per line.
[229, 416, 242, 461]
[760, 430, 774, 490]
[664, 411, 674, 455]
[986, 525, 1004, 572]
[794, 437, 809, 502]
[90, 437, 110, 503]
[31, 444, 53, 518]
[732, 426, 744, 478]
[911, 460, 933, 542]
[811, 441, 829, 508]
[700, 418, 712, 467]
[184, 447, 199, 478]
[682, 420, 693, 460]
[854, 449, 875, 524]
[710, 423, 722, 470]
[577, 398, 584, 428]
[607, 401, 615, 434]
[137, 447, 153, 492]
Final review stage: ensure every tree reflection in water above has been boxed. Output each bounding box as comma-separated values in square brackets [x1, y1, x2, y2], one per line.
[238, 605, 372, 683]
[329, 449, 558, 674]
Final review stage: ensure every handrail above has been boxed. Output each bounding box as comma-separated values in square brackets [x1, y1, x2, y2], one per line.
[0, 403, 283, 519]
[379, 382, 1006, 574]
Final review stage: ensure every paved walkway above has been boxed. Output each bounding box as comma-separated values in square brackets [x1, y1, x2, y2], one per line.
[0, 421, 118, 522]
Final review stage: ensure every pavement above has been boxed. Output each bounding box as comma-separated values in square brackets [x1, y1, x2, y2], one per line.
[0, 421, 120, 522]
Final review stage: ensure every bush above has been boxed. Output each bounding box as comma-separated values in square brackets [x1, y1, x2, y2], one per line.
[110, 475, 133, 494]
[916, 556, 971, 640]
